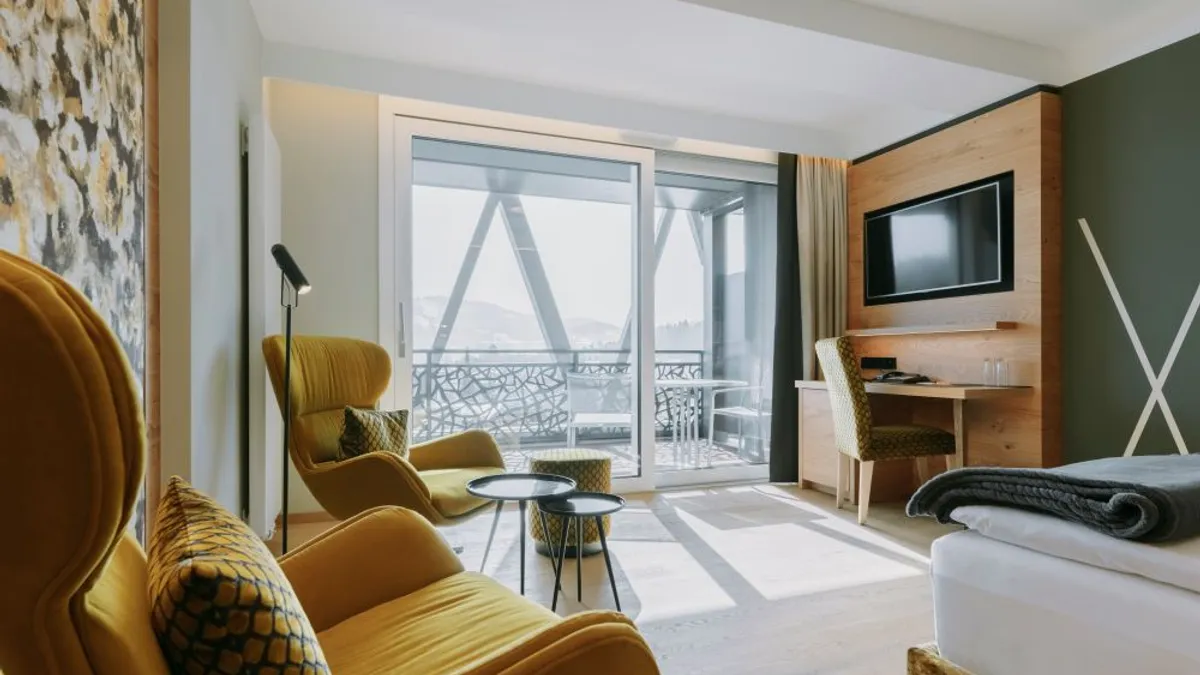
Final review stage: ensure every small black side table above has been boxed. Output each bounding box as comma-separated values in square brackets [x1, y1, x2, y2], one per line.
[467, 473, 576, 596]
[538, 491, 625, 612]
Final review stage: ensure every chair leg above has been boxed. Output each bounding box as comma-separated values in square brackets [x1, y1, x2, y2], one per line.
[916, 456, 934, 485]
[835, 453, 845, 510]
[857, 461, 875, 525]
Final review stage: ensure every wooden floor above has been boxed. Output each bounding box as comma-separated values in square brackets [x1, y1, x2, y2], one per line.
[271, 485, 955, 675]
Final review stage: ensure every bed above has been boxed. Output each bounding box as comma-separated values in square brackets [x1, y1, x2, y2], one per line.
[926, 507, 1200, 675]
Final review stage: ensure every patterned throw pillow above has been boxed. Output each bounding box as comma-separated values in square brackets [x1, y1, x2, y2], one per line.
[338, 406, 410, 461]
[147, 477, 331, 675]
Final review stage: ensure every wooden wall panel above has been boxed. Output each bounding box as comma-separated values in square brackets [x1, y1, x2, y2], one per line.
[847, 92, 1062, 471]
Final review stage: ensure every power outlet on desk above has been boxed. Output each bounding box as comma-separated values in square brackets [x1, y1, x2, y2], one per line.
[861, 356, 897, 371]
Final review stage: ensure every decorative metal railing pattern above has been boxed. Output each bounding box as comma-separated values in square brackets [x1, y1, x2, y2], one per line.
[411, 349, 703, 443]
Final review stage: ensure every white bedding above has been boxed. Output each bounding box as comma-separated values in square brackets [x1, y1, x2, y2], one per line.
[933, 530, 1200, 675]
[950, 505, 1200, 594]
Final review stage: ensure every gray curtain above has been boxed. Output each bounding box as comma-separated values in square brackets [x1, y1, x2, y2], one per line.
[797, 157, 848, 379]
[770, 155, 801, 482]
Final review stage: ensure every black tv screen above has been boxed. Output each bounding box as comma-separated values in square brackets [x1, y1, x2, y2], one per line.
[864, 172, 1014, 306]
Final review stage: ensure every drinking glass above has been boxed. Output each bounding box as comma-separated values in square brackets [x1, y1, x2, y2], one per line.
[982, 358, 994, 386]
[995, 358, 1008, 386]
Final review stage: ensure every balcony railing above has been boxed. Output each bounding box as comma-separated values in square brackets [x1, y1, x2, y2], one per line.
[411, 349, 704, 444]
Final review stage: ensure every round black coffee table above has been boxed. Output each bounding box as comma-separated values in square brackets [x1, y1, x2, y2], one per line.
[538, 492, 626, 612]
[467, 473, 576, 596]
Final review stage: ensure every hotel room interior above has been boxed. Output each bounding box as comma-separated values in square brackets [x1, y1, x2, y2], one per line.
[4, 1, 1200, 674]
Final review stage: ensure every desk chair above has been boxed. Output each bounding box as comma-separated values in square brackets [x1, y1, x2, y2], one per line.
[815, 337, 958, 524]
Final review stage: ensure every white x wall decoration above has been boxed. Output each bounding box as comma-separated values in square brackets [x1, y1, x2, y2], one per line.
[1078, 218, 1197, 456]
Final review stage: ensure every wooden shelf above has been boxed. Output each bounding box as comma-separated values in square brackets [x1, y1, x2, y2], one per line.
[845, 321, 1018, 337]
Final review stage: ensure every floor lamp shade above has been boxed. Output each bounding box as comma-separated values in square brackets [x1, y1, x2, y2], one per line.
[271, 244, 311, 295]
[272, 244, 310, 553]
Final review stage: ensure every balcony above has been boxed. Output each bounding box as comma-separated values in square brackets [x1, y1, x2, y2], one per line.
[411, 348, 767, 475]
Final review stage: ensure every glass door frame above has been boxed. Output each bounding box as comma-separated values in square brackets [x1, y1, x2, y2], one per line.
[379, 115, 658, 493]
[652, 154, 776, 488]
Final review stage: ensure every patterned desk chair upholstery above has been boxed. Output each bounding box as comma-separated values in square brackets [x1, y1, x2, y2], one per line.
[815, 336, 957, 524]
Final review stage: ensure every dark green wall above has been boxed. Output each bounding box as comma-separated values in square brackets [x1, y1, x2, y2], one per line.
[1064, 33, 1200, 461]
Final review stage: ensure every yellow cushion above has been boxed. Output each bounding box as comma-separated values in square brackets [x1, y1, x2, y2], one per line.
[148, 477, 331, 675]
[420, 466, 505, 517]
[319, 572, 557, 675]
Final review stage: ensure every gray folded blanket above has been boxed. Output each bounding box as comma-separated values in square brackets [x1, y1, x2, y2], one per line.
[907, 454, 1200, 542]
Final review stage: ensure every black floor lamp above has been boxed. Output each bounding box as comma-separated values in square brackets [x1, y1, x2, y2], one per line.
[271, 244, 310, 553]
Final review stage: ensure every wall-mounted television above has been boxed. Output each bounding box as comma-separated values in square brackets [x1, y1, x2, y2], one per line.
[864, 172, 1014, 306]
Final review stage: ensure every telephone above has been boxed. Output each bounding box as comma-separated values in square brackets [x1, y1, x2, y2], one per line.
[873, 371, 931, 384]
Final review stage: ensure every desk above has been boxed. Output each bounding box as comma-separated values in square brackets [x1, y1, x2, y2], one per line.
[794, 380, 1028, 500]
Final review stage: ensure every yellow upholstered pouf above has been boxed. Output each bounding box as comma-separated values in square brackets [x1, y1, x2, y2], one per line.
[529, 449, 613, 556]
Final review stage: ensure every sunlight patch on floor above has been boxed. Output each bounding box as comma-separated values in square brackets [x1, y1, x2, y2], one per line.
[810, 514, 931, 565]
[609, 539, 737, 623]
[673, 507, 922, 601]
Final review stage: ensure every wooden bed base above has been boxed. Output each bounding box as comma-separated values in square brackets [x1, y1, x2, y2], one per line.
[908, 643, 974, 675]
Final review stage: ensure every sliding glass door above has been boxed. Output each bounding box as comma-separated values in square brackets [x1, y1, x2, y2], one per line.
[383, 118, 777, 490]
[387, 119, 656, 491]
[653, 162, 777, 486]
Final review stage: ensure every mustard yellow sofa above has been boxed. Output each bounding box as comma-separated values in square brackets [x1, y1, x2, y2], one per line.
[0, 251, 660, 675]
[263, 335, 505, 523]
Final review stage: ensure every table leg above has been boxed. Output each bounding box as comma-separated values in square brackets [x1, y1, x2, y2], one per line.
[480, 500, 503, 572]
[672, 389, 681, 468]
[538, 507, 563, 598]
[596, 515, 621, 611]
[700, 386, 710, 449]
[552, 515, 570, 613]
[576, 515, 583, 602]
[952, 399, 966, 470]
[519, 499, 527, 596]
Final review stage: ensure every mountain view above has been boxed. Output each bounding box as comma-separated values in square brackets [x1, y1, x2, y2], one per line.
[413, 296, 702, 354]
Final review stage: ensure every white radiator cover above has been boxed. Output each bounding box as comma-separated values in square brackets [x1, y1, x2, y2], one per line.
[248, 114, 284, 538]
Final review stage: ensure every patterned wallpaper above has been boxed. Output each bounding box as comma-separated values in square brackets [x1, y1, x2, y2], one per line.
[0, 0, 146, 384]
[0, 1, 147, 535]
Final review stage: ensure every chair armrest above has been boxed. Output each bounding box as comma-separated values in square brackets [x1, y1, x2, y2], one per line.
[279, 506, 465, 633]
[712, 385, 759, 397]
[461, 611, 659, 675]
[409, 429, 505, 471]
[305, 450, 437, 521]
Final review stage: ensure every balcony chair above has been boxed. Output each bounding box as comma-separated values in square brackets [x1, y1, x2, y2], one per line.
[709, 385, 771, 462]
[815, 336, 958, 525]
[0, 251, 660, 675]
[263, 335, 505, 524]
[565, 372, 633, 448]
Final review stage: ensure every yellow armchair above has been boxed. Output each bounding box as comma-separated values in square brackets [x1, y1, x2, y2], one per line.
[262, 335, 505, 523]
[0, 251, 660, 675]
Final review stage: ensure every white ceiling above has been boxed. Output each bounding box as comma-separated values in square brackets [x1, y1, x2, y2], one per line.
[851, 0, 1157, 48]
[250, 0, 1200, 158]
